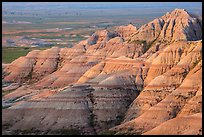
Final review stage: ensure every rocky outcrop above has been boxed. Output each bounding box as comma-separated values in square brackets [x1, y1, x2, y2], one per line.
[110, 59, 202, 135]
[2, 84, 139, 135]
[129, 8, 202, 43]
[115, 24, 137, 40]
[144, 40, 202, 86]
[159, 9, 202, 42]
[143, 113, 202, 135]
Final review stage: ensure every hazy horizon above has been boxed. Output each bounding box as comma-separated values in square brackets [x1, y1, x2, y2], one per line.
[3, 2, 202, 14]
[2, 2, 202, 28]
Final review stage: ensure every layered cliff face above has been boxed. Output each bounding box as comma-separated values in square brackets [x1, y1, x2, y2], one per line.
[129, 8, 202, 43]
[115, 24, 138, 40]
[110, 59, 202, 135]
[2, 9, 202, 135]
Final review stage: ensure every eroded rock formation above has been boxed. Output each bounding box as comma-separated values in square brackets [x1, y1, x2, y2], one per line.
[2, 9, 202, 135]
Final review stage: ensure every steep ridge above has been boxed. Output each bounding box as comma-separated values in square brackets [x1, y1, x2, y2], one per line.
[2, 9, 202, 135]
[128, 8, 202, 60]
[129, 8, 202, 43]
[115, 24, 138, 40]
[3, 29, 147, 89]
[143, 113, 202, 135]
[110, 60, 202, 135]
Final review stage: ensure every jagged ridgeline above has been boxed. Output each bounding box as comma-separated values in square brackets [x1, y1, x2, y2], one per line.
[2, 9, 202, 135]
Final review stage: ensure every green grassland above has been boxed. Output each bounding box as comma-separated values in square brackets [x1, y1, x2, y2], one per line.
[2, 47, 49, 63]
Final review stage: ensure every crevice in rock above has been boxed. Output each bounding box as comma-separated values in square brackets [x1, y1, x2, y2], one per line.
[163, 20, 170, 39]
[170, 19, 176, 41]
[25, 60, 37, 84]
[86, 88, 97, 135]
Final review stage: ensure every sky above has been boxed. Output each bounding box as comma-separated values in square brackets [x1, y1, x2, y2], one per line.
[2, 2, 202, 11]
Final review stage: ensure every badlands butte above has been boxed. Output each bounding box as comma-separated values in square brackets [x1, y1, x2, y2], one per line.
[2, 8, 202, 135]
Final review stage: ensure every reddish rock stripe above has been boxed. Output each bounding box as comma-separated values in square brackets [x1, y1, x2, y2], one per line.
[145, 86, 199, 90]
[94, 84, 136, 88]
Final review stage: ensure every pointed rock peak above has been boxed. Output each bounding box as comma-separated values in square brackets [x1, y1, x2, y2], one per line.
[95, 29, 109, 34]
[107, 37, 124, 44]
[162, 8, 191, 19]
[115, 24, 138, 40]
[171, 8, 189, 16]
[87, 29, 118, 45]
[127, 23, 138, 30]
[129, 8, 202, 43]
[95, 29, 117, 37]
[173, 8, 187, 12]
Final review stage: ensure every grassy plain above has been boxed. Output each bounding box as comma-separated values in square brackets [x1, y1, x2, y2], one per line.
[2, 47, 49, 63]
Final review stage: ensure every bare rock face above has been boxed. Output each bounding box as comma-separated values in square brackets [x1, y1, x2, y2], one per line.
[161, 9, 202, 41]
[87, 29, 118, 46]
[4, 47, 61, 84]
[129, 18, 165, 43]
[144, 40, 202, 86]
[2, 84, 139, 135]
[2, 86, 95, 134]
[115, 24, 138, 40]
[77, 62, 105, 84]
[110, 50, 202, 135]
[118, 40, 202, 124]
[143, 113, 202, 135]
[2, 9, 202, 135]
[129, 8, 202, 43]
